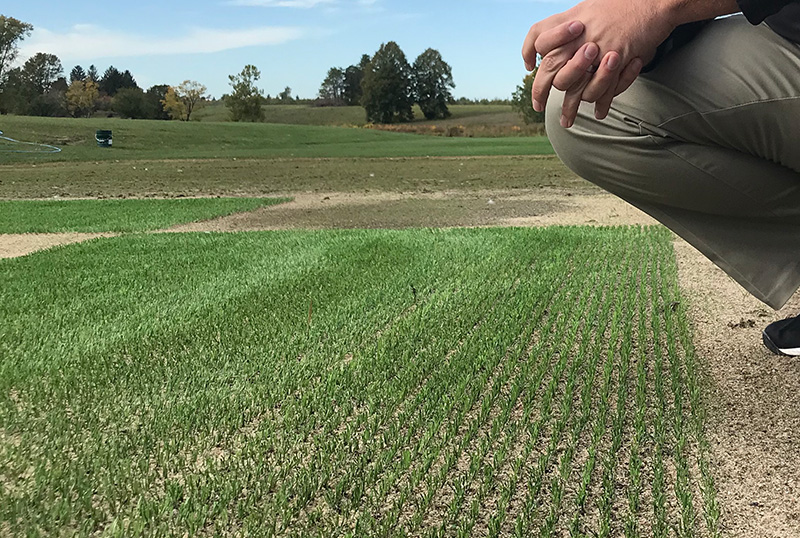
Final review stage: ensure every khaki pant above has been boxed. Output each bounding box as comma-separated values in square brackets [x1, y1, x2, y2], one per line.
[546, 15, 800, 309]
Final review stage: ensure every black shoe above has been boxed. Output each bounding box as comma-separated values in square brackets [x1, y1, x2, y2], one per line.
[763, 314, 800, 357]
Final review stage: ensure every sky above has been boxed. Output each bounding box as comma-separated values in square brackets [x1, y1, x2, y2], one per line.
[6, 0, 575, 100]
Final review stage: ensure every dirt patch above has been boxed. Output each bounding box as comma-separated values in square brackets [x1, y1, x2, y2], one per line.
[674, 240, 800, 538]
[0, 233, 115, 259]
[167, 189, 655, 232]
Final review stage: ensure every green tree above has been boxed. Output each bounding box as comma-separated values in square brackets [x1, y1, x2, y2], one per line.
[69, 65, 86, 83]
[361, 42, 414, 124]
[511, 71, 545, 124]
[21, 53, 62, 95]
[144, 85, 170, 120]
[343, 54, 370, 106]
[318, 67, 345, 104]
[86, 65, 99, 83]
[226, 65, 264, 122]
[0, 16, 33, 86]
[99, 66, 137, 96]
[113, 87, 146, 119]
[412, 48, 455, 120]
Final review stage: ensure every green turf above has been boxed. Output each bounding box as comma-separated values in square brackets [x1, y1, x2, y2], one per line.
[0, 227, 719, 537]
[0, 115, 552, 164]
[0, 198, 290, 233]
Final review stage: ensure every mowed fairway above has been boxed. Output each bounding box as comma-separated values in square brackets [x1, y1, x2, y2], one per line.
[0, 227, 719, 537]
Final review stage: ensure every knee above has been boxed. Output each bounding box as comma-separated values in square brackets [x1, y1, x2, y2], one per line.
[544, 91, 597, 181]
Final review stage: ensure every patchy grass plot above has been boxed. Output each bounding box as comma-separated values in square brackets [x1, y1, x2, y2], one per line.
[0, 198, 291, 233]
[0, 227, 718, 537]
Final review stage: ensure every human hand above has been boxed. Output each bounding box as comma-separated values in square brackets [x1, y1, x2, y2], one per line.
[522, 0, 677, 125]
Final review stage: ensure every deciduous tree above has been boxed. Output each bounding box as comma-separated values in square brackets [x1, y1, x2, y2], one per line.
[226, 65, 264, 122]
[343, 55, 370, 106]
[318, 67, 345, 105]
[161, 86, 186, 121]
[175, 80, 207, 121]
[412, 48, 455, 120]
[66, 79, 99, 117]
[0, 16, 32, 86]
[22, 53, 62, 95]
[511, 71, 545, 124]
[361, 42, 414, 123]
[113, 87, 146, 119]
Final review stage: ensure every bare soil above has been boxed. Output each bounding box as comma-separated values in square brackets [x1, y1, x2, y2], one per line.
[0, 233, 115, 259]
[1, 188, 797, 537]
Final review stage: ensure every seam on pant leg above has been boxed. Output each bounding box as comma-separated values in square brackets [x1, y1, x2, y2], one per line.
[657, 96, 800, 128]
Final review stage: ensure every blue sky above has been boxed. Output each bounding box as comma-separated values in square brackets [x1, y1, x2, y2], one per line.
[6, 0, 574, 100]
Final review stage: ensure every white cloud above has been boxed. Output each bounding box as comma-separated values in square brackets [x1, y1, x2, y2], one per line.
[19, 24, 305, 62]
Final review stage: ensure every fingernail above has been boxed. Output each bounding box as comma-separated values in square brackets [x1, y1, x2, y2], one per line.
[584, 43, 599, 60]
[607, 55, 620, 70]
[533, 99, 542, 112]
[568, 21, 583, 35]
[560, 115, 569, 128]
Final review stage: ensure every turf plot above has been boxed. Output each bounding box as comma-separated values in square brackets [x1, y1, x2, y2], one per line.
[0, 198, 290, 233]
[0, 227, 719, 537]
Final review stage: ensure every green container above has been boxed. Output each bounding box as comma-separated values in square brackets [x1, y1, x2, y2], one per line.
[95, 130, 113, 148]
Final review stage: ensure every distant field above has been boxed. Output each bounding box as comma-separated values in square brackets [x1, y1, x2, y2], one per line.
[0, 198, 290, 233]
[193, 103, 517, 126]
[0, 115, 552, 164]
[0, 226, 719, 537]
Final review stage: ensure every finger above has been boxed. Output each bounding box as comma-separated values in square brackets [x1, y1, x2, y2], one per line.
[582, 51, 621, 103]
[534, 21, 585, 58]
[531, 42, 582, 112]
[560, 73, 592, 128]
[552, 42, 599, 92]
[594, 84, 616, 120]
[522, 23, 544, 71]
[613, 57, 644, 96]
[594, 57, 643, 119]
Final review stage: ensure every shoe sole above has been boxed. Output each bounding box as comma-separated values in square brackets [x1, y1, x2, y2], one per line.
[762, 331, 800, 357]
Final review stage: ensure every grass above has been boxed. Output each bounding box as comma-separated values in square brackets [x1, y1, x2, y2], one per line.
[0, 115, 552, 165]
[0, 226, 720, 537]
[0, 198, 290, 233]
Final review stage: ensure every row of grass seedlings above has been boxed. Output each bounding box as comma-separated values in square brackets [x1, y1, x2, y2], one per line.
[536, 234, 631, 538]
[430, 249, 587, 537]
[471, 234, 614, 537]
[312, 234, 544, 533]
[623, 234, 656, 538]
[522, 232, 636, 538]
[646, 234, 671, 538]
[663, 242, 721, 538]
[423, 245, 597, 537]
[391, 251, 561, 536]
[658, 253, 697, 538]
[595, 233, 645, 538]
[565, 232, 640, 537]
[283, 243, 529, 531]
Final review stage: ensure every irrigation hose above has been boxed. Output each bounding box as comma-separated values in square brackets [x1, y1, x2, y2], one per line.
[0, 129, 62, 154]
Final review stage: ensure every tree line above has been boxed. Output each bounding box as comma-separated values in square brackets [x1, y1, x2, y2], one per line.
[1, 14, 537, 125]
[317, 43, 456, 123]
